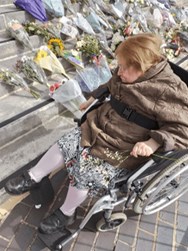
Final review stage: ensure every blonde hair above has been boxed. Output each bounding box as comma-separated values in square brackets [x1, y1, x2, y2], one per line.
[115, 33, 164, 72]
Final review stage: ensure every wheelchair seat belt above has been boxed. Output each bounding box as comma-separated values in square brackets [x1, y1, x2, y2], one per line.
[110, 96, 159, 130]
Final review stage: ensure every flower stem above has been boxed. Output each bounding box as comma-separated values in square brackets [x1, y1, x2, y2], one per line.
[29, 89, 41, 99]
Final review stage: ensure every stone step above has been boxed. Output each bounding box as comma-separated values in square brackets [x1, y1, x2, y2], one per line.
[0, 30, 13, 43]
[0, 108, 75, 182]
[0, 97, 57, 146]
[0, 35, 44, 63]
[0, 0, 14, 6]
[0, 9, 34, 32]
[0, 34, 48, 99]
[0, 86, 49, 122]
[0, 35, 77, 99]
[0, 108, 76, 204]
[0, 4, 17, 14]
[0, 37, 76, 68]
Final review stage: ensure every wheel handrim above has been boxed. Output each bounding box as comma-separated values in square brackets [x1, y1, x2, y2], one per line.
[142, 163, 188, 214]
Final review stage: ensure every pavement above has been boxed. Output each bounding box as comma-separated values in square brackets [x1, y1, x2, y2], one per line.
[0, 168, 188, 251]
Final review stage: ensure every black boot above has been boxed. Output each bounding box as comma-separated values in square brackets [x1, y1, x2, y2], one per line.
[4, 171, 38, 195]
[38, 209, 76, 234]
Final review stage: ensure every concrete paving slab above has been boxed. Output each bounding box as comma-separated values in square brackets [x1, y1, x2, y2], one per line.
[0, 168, 188, 251]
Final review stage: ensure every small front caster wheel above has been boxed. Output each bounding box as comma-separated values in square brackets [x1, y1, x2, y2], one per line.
[96, 213, 127, 232]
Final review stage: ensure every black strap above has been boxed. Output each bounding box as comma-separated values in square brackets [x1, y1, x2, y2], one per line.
[110, 96, 158, 130]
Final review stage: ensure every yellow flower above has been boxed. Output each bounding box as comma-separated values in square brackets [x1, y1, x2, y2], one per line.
[34, 50, 48, 62]
[47, 38, 64, 56]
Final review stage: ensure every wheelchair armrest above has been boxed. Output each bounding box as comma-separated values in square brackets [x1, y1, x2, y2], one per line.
[130, 149, 188, 183]
[169, 61, 188, 86]
[151, 149, 188, 163]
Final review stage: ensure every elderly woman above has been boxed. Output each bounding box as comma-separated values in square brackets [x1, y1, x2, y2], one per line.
[5, 33, 188, 235]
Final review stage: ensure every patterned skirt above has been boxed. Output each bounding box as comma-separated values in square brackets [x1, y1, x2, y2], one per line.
[57, 127, 128, 196]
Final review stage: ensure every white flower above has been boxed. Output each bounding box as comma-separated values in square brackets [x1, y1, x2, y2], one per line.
[76, 40, 85, 48]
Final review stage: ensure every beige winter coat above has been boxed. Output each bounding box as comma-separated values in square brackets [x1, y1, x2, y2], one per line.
[81, 60, 188, 170]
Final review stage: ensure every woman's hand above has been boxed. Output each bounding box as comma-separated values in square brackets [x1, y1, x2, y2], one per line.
[130, 138, 160, 158]
[79, 97, 95, 111]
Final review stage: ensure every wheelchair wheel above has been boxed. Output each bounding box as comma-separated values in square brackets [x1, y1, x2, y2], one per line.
[133, 154, 188, 215]
[96, 213, 127, 232]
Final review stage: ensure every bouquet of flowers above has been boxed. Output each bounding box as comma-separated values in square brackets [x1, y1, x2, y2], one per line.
[0, 68, 40, 99]
[62, 49, 84, 69]
[76, 54, 111, 92]
[51, 79, 86, 118]
[76, 34, 101, 59]
[34, 46, 69, 79]
[24, 21, 61, 41]
[7, 20, 33, 50]
[16, 56, 49, 87]
[44, 21, 62, 39]
[110, 30, 125, 52]
[23, 21, 52, 41]
[47, 37, 64, 57]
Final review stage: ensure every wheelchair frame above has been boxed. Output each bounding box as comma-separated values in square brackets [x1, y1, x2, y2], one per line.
[39, 62, 188, 251]
[50, 149, 188, 251]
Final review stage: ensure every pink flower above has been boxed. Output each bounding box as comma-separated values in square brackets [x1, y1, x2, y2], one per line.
[49, 82, 61, 94]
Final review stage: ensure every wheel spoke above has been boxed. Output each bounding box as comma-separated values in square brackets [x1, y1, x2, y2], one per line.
[133, 157, 188, 215]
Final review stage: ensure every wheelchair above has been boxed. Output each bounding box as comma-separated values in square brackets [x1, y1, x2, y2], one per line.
[39, 61, 188, 251]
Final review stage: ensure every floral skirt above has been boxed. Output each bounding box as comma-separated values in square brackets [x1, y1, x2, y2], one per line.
[57, 127, 128, 196]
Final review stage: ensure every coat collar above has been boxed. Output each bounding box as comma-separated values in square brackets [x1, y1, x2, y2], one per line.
[135, 59, 168, 83]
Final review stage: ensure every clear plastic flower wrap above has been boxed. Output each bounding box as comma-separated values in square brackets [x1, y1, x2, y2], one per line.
[42, 0, 65, 17]
[93, 54, 112, 85]
[0, 68, 40, 99]
[7, 19, 33, 50]
[62, 0, 76, 14]
[72, 13, 95, 35]
[110, 0, 127, 19]
[44, 21, 62, 39]
[16, 56, 49, 86]
[51, 79, 86, 118]
[76, 66, 100, 92]
[61, 23, 78, 39]
[86, 10, 104, 34]
[76, 55, 112, 93]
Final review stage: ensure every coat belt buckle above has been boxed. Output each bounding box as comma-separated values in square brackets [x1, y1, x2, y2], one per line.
[122, 107, 133, 120]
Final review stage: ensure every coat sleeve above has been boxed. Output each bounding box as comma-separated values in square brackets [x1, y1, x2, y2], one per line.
[149, 84, 188, 151]
[90, 82, 110, 99]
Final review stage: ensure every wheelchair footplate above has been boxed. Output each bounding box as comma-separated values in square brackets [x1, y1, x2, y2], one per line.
[37, 211, 102, 250]
[38, 228, 72, 251]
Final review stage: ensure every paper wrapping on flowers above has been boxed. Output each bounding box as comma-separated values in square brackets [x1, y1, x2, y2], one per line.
[14, 0, 47, 22]
[34, 46, 69, 79]
[62, 50, 84, 69]
[7, 20, 33, 50]
[52, 79, 86, 118]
